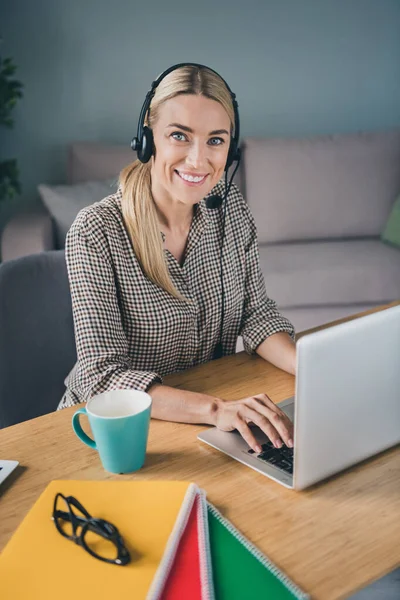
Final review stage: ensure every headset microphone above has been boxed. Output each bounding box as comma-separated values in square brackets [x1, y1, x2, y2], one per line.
[205, 195, 223, 209]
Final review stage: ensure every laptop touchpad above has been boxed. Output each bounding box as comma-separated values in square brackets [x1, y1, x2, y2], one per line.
[280, 402, 295, 422]
[277, 397, 295, 422]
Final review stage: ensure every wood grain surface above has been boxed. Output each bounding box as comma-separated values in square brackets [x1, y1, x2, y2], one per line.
[1, 301, 399, 599]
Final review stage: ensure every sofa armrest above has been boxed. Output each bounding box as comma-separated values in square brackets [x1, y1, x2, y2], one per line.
[1, 209, 55, 262]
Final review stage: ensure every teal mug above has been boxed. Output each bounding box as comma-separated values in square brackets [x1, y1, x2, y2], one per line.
[72, 389, 152, 474]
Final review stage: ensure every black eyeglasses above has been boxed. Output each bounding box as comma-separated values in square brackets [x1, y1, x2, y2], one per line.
[52, 493, 131, 566]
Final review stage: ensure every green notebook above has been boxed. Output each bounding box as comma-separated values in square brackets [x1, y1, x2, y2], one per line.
[207, 502, 309, 600]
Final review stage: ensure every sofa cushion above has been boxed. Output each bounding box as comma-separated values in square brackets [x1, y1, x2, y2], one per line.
[259, 238, 400, 307]
[381, 193, 400, 249]
[243, 130, 400, 243]
[38, 178, 118, 248]
[67, 142, 135, 184]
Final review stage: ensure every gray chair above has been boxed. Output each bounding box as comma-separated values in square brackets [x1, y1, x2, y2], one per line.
[0, 250, 76, 428]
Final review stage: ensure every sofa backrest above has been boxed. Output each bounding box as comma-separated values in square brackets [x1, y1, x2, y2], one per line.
[67, 142, 135, 184]
[241, 130, 400, 243]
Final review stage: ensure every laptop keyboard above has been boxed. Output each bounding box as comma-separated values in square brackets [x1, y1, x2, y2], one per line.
[247, 439, 294, 475]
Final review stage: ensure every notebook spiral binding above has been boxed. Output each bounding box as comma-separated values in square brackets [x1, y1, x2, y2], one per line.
[207, 502, 310, 600]
[198, 489, 216, 600]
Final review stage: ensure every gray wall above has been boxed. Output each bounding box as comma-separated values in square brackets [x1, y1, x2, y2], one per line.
[1, 0, 400, 238]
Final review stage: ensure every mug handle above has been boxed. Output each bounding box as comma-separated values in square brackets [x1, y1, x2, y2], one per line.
[72, 407, 97, 449]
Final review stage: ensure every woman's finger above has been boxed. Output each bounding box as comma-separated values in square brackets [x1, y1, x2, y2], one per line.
[234, 416, 262, 454]
[252, 393, 276, 408]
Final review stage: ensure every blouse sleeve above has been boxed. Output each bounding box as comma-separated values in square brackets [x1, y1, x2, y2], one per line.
[65, 209, 163, 400]
[239, 196, 296, 355]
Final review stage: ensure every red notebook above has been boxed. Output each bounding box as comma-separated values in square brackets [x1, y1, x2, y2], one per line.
[161, 496, 202, 599]
[150, 488, 213, 600]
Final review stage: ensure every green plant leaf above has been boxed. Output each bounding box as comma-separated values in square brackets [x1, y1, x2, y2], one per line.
[0, 159, 22, 202]
[0, 52, 24, 202]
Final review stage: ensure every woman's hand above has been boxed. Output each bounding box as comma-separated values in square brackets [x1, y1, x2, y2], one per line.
[214, 394, 294, 454]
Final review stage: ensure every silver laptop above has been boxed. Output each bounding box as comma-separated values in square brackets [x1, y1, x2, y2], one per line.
[198, 305, 400, 490]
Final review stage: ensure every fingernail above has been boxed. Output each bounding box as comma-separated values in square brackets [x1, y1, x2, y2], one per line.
[275, 440, 282, 448]
[255, 445, 262, 454]
[287, 439, 293, 448]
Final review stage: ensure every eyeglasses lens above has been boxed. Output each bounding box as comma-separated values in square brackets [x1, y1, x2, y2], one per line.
[54, 494, 74, 538]
[83, 523, 120, 562]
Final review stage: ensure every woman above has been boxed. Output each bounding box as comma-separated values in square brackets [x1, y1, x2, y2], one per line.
[58, 64, 297, 454]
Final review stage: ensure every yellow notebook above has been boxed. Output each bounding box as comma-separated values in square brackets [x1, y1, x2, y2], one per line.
[0, 479, 198, 599]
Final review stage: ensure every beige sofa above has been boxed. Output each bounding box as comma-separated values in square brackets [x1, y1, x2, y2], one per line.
[2, 129, 400, 335]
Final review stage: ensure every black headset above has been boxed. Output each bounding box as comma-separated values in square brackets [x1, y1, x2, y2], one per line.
[131, 62, 241, 170]
[131, 62, 242, 360]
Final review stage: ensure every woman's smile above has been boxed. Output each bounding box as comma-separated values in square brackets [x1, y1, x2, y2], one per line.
[174, 169, 209, 187]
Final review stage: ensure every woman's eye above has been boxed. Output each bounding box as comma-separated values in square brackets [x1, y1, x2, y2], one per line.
[208, 137, 224, 146]
[171, 132, 187, 142]
[171, 132, 225, 146]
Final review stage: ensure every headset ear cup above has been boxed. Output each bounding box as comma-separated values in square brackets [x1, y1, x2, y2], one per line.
[138, 126, 154, 163]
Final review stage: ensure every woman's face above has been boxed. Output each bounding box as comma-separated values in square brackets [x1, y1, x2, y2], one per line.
[150, 94, 231, 207]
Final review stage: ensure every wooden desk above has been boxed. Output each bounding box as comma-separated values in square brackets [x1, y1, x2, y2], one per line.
[1, 302, 399, 599]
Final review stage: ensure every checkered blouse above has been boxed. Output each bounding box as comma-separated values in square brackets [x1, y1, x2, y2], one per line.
[57, 179, 295, 409]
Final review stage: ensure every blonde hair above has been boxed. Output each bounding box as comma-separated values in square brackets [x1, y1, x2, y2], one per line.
[119, 65, 235, 302]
